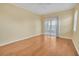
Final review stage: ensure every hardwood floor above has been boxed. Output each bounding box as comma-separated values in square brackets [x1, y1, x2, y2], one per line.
[0, 35, 78, 56]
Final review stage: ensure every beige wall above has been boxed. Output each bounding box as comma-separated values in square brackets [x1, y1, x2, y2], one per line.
[73, 4, 79, 54]
[0, 4, 41, 45]
[59, 10, 74, 39]
[41, 9, 74, 39]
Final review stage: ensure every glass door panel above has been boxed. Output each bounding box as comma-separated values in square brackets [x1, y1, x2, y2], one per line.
[44, 17, 58, 37]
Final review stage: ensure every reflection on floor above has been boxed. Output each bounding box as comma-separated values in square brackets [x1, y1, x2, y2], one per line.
[0, 35, 78, 56]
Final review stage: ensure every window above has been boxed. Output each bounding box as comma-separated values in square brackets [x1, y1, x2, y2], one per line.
[74, 10, 78, 32]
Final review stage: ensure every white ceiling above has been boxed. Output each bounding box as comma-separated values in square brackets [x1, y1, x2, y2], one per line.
[14, 3, 76, 15]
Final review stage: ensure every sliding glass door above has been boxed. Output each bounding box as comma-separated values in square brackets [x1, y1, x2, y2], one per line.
[44, 16, 59, 37]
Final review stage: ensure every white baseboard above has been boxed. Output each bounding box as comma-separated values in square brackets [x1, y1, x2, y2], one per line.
[72, 39, 79, 55]
[0, 33, 42, 46]
[59, 36, 72, 40]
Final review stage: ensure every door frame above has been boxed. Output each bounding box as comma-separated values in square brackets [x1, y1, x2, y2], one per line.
[43, 16, 59, 37]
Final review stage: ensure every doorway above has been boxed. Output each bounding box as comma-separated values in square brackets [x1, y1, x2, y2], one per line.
[43, 16, 59, 37]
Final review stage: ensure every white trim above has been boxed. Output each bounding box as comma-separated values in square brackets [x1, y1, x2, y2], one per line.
[59, 36, 72, 39]
[72, 39, 79, 55]
[0, 33, 42, 46]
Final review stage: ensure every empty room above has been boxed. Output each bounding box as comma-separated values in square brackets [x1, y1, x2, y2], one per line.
[0, 3, 79, 56]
